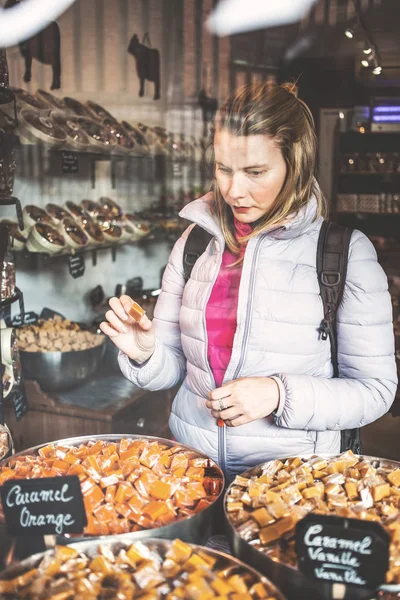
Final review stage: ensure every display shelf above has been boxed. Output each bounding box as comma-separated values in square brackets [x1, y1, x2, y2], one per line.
[13, 231, 181, 268]
[339, 131, 400, 153]
[338, 175, 400, 194]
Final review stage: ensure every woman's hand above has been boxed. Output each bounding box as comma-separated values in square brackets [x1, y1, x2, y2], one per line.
[100, 295, 155, 364]
[206, 377, 280, 427]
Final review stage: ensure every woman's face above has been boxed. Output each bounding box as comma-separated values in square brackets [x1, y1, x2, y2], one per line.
[214, 128, 287, 224]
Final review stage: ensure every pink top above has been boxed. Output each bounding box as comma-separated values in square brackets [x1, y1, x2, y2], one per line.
[205, 219, 252, 387]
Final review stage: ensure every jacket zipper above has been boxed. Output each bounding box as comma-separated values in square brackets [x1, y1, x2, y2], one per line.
[232, 237, 264, 380]
[218, 237, 264, 474]
[200, 237, 225, 469]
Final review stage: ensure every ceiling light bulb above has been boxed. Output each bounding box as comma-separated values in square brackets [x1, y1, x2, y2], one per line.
[361, 59, 369, 68]
[345, 27, 354, 39]
[339, 112, 345, 119]
[373, 66, 382, 75]
[363, 42, 372, 54]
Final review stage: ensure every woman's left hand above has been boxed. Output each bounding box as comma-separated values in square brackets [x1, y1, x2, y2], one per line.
[206, 377, 280, 427]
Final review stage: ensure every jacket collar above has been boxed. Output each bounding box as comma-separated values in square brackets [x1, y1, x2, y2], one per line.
[179, 188, 322, 241]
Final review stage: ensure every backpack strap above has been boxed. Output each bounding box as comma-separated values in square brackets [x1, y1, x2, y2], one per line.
[183, 225, 213, 283]
[317, 221, 362, 454]
[317, 221, 352, 377]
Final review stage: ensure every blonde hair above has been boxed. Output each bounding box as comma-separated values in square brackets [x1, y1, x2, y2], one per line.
[208, 82, 327, 255]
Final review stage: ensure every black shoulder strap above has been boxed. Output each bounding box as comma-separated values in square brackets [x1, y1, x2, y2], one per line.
[317, 221, 352, 377]
[317, 221, 362, 454]
[183, 225, 213, 282]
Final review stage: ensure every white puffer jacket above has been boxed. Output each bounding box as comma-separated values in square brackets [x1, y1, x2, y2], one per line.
[119, 192, 397, 476]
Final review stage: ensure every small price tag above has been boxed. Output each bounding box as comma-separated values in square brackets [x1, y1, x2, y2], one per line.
[68, 254, 85, 279]
[0, 476, 87, 536]
[296, 514, 390, 590]
[61, 151, 79, 174]
[11, 386, 28, 421]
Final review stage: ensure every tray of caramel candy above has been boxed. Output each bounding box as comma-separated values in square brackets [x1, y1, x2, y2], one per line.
[0, 435, 224, 544]
[0, 536, 286, 600]
[225, 452, 400, 593]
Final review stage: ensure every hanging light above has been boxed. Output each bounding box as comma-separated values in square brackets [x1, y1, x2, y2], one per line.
[363, 41, 372, 54]
[373, 66, 382, 75]
[344, 26, 354, 39]
[361, 58, 369, 67]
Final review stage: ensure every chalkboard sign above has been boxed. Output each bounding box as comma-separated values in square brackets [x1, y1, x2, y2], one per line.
[296, 514, 390, 590]
[0, 476, 87, 536]
[11, 386, 28, 421]
[68, 254, 85, 279]
[61, 151, 79, 174]
[11, 311, 38, 327]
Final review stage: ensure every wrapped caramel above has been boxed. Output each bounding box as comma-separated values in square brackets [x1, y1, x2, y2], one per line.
[0, 538, 284, 599]
[0, 437, 223, 537]
[226, 451, 400, 584]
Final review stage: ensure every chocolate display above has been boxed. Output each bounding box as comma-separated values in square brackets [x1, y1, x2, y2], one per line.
[45, 204, 73, 224]
[99, 197, 123, 219]
[65, 201, 86, 220]
[102, 117, 136, 153]
[11, 87, 48, 111]
[226, 451, 400, 584]
[77, 211, 105, 245]
[80, 200, 105, 218]
[63, 96, 92, 118]
[121, 121, 150, 153]
[19, 109, 67, 146]
[77, 117, 117, 151]
[0, 437, 223, 537]
[36, 89, 67, 112]
[22, 205, 54, 228]
[0, 538, 284, 600]
[96, 214, 122, 242]
[86, 100, 115, 122]
[52, 113, 91, 151]
[26, 223, 66, 254]
[58, 216, 88, 249]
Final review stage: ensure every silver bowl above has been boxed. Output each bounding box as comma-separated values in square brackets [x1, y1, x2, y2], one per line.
[225, 454, 400, 600]
[0, 536, 286, 600]
[0, 434, 225, 565]
[19, 340, 106, 392]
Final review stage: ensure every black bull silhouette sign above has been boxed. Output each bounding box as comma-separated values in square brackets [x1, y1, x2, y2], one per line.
[5, 0, 61, 90]
[128, 33, 161, 101]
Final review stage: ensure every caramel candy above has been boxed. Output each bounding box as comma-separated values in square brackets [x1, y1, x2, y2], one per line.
[302, 483, 324, 500]
[372, 483, 391, 502]
[251, 508, 275, 528]
[344, 480, 358, 500]
[388, 469, 400, 488]
[129, 301, 145, 321]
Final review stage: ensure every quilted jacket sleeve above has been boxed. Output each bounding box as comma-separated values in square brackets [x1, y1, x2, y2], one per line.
[275, 230, 397, 431]
[118, 225, 193, 391]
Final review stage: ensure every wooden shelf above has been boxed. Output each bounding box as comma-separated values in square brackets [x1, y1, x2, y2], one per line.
[4, 376, 176, 452]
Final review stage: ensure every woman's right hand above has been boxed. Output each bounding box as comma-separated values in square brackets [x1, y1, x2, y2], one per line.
[100, 295, 155, 364]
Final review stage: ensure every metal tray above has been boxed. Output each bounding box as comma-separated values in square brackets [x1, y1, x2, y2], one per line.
[224, 454, 400, 600]
[0, 434, 224, 566]
[0, 536, 286, 600]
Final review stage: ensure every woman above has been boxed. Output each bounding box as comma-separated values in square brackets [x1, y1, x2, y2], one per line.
[101, 83, 397, 478]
